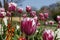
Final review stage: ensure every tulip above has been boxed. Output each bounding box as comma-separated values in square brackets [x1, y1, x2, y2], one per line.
[0, 12, 6, 18]
[26, 5, 31, 12]
[0, 8, 5, 12]
[44, 13, 49, 19]
[57, 16, 60, 21]
[48, 21, 54, 25]
[39, 13, 45, 21]
[42, 29, 54, 40]
[37, 22, 40, 26]
[21, 17, 37, 35]
[22, 14, 27, 18]
[30, 11, 36, 17]
[58, 21, 60, 25]
[57, 24, 60, 28]
[6, 11, 11, 17]
[33, 16, 38, 24]
[18, 8, 23, 13]
[8, 2, 17, 12]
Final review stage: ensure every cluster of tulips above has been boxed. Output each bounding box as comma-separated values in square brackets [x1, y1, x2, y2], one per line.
[0, 2, 60, 40]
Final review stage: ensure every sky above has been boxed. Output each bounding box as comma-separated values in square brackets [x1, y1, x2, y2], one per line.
[0, 0, 60, 10]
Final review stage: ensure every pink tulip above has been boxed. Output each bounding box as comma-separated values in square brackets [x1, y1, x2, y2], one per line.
[30, 11, 36, 17]
[42, 29, 54, 40]
[18, 8, 23, 13]
[33, 16, 38, 23]
[48, 21, 54, 25]
[8, 2, 17, 12]
[58, 21, 60, 25]
[57, 24, 60, 28]
[39, 13, 45, 21]
[22, 14, 27, 18]
[39, 13, 44, 17]
[0, 8, 5, 12]
[0, 12, 6, 18]
[21, 17, 37, 35]
[6, 11, 11, 17]
[26, 5, 31, 12]
[37, 22, 40, 26]
[44, 13, 49, 19]
[57, 16, 60, 21]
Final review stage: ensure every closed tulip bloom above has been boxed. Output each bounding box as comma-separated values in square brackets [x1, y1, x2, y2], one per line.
[21, 17, 37, 35]
[57, 16, 60, 21]
[42, 29, 54, 40]
[44, 13, 49, 19]
[18, 8, 23, 13]
[39, 13, 45, 21]
[30, 11, 36, 17]
[8, 2, 17, 12]
[26, 5, 31, 12]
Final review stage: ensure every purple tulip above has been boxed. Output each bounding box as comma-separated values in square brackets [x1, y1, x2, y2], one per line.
[42, 29, 54, 40]
[21, 17, 37, 35]
[8, 2, 17, 12]
[44, 13, 49, 19]
[26, 5, 32, 12]
[30, 11, 36, 17]
[18, 8, 23, 13]
[57, 16, 60, 21]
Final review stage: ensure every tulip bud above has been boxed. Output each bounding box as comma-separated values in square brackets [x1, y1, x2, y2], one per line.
[21, 17, 37, 35]
[8, 2, 17, 12]
[57, 16, 60, 21]
[26, 5, 31, 12]
[44, 13, 49, 19]
[18, 8, 23, 13]
[42, 29, 54, 40]
[30, 11, 36, 17]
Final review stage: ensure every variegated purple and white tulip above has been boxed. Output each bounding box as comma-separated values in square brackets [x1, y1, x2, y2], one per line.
[42, 29, 54, 40]
[21, 17, 37, 35]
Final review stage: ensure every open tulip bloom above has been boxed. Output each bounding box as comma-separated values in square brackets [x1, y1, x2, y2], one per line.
[21, 17, 37, 35]
[42, 29, 54, 40]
